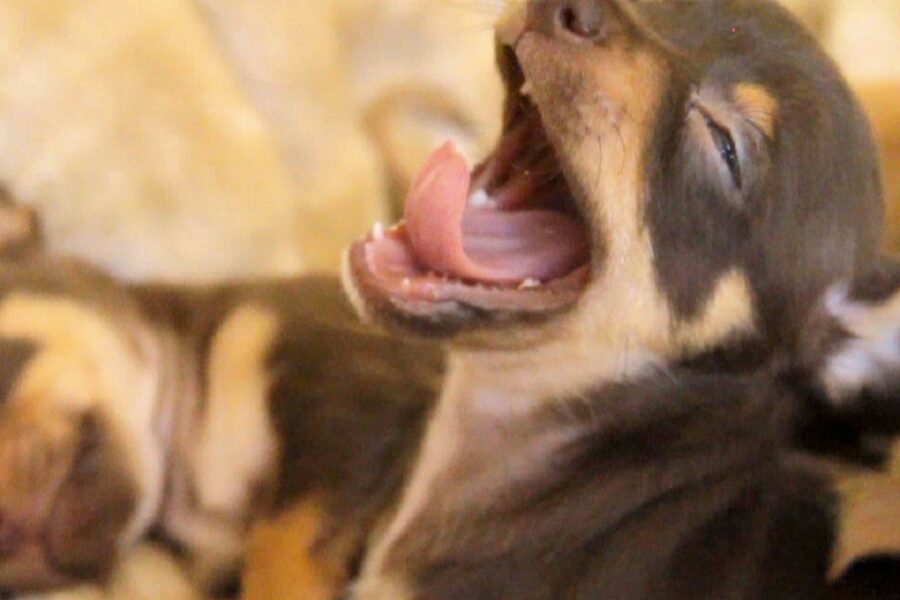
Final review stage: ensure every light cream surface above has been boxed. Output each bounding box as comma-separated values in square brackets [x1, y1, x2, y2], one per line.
[0, 0, 503, 281]
[0, 0, 303, 281]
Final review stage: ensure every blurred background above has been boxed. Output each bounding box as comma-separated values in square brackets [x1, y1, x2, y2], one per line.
[0, 0, 897, 284]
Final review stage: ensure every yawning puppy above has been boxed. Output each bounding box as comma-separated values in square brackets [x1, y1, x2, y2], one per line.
[341, 0, 899, 598]
[0, 257, 443, 598]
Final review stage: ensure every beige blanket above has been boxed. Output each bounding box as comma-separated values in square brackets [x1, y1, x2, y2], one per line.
[0, 0, 501, 281]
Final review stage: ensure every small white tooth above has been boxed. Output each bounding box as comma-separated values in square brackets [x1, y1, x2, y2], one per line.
[372, 222, 385, 241]
[518, 278, 542, 290]
[521, 80, 534, 97]
[389, 221, 404, 232]
[469, 189, 495, 208]
[402, 278, 412, 289]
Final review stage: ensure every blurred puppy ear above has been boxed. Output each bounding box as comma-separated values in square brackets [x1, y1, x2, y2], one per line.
[0, 186, 42, 258]
[798, 256, 900, 432]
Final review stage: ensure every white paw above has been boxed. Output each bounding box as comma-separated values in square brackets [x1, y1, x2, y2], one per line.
[822, 285, 900, 403]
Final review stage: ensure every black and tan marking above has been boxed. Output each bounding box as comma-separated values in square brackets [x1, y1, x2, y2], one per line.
[341, 0, 899, 598]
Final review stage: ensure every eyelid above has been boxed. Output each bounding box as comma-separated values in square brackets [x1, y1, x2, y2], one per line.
[689, 102, 743, 190]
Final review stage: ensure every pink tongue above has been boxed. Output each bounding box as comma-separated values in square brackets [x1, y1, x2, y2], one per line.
[404, 143, 588, 284]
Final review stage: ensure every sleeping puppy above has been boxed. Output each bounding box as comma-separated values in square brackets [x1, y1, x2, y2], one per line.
[337, 0, 900, 598]
[0, 257, 443, 598]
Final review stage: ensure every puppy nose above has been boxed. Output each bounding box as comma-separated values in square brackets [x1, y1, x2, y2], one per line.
[555, 0, 608, 42]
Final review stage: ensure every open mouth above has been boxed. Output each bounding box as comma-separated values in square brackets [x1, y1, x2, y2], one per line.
[348, 61, 592, 326]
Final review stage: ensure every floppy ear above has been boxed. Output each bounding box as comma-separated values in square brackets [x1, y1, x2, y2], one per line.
[798, 255, 900, 433]
[0, 187, 42, 258]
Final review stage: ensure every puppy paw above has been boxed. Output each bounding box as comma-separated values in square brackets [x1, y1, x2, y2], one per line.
[819, 284, 900, 404]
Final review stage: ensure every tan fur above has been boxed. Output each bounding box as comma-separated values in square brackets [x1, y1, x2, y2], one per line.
[675, 271, 756, 350]
[0, 294, 163, 543]
[733, 83, 779, 138]
[159, 303, 281, 589]
[194, 303, 279, 517]
[352, 577, 414, 600]
[491, 34, 756, 400]
[243, 498, 345, 600]
[855, 81, 900, 252]
[832, 471, 900, 579]
[0, 407, 76, 526]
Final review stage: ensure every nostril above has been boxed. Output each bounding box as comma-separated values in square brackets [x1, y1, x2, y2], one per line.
[556, 0, 607, 42]
[561, 6, 579, 32]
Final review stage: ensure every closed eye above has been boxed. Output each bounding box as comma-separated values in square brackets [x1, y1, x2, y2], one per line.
[702, 114, 742, 190]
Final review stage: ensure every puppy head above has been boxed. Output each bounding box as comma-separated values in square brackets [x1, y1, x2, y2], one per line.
[0, 286, 163, 594]
[345, 0, 881, 367]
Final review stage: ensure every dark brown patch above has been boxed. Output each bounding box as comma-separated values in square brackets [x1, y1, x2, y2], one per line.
[45, 413, 138, 581]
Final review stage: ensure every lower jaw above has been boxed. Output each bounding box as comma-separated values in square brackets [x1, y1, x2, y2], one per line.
[346, 230, 590, 335]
